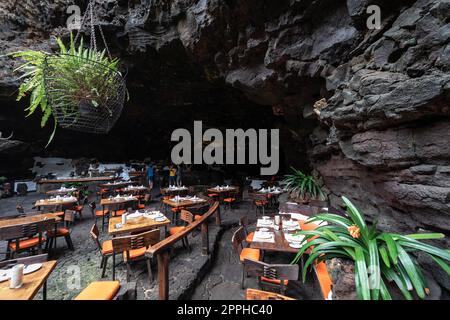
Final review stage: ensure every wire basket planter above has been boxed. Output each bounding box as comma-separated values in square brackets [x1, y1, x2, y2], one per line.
[43, 54, 126, 134]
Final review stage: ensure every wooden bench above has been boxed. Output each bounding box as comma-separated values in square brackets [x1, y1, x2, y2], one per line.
[145, 201, 220, 300]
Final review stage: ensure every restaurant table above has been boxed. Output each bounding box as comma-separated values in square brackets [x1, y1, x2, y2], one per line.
[206, 186, 238, 194]
[0, 213, 61, 231]
[35, 197, 78, 211]
[99, 181, 135, 189]
[45, 188, 78, 196]
[161, 187, 188, 195]
[123, 186, 149, 194]
[250, 229, 299, 254]
[38, 176, 117, 184]
[162, 198, 207, 209]
[0, 260, 57, 300]
[100, 196, 139, 213]
[108, 214, 170, 236]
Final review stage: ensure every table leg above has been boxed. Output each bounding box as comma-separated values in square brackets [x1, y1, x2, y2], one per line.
[43, 281, 47, 300]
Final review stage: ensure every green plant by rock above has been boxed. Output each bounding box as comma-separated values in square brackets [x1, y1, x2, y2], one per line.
[293, 196, 450, 300]
[283, 167, 325, 201]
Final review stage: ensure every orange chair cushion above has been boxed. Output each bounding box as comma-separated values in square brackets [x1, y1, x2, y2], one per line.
[114, 209, 127, 216]
[246, 232, 254, 242]
[95, 210, 109, 217]
[208, 193, 218, 197]
[47, 227, 70, 237]
[194, 215, 203, 221]
[74, 281, 120, 300]
[315, 261, 332, 299]
[73, 205, 83, 211]
[101, 240, 113, 255]
[223, 198, 236, 203]
[169, 226, 186, 235]
[9, 237, 42, 250]
[239, 248, 261, 262]
[123, 247, 147, 261]
[53, 211, 65, 217]
[299, 220, 319, 231]
[261, 277, 289, 286]
[255, 200, 268, 206]
[137, 204, 145, 209]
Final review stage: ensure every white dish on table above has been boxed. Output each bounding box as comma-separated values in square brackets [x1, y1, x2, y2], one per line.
[256, 232, 272, 239]
[154, 217, 167, 222]
[24, 263, 42, 275]
[289, 242, 302, 249]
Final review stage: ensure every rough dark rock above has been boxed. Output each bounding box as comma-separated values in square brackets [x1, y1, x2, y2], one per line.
[0, 0, 449, 292]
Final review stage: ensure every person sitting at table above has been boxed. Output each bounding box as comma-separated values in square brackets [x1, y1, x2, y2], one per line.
[176, 164, 183, 187]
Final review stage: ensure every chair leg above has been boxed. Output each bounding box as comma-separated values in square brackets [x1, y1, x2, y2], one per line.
[184, 237, 191, 253]
[112, 254, 116, 280]
[100, 256, 105, 269]
[65, 235, 74, 250]
[102, 256, 109, 278]
[126, 262, 131, 282]
[241, 265, 246, 289]
[146, 258, 153, 283]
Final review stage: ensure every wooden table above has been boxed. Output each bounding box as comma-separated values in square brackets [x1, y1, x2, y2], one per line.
[38, 176, 117, 184]
[108, 215, 170, 236]
[35, 198, 78, 210]
[161, 187, 188, 195]
[0, 260, 57, 300]
[162, 198, 207, 208]
[250, 229, 299, 254]
[45, 188, 78, 196]
[100, 197, 138, 213]
[0, 213, 61, 231]
[207, 186, 237, 194]
[99, 181, 134, 189]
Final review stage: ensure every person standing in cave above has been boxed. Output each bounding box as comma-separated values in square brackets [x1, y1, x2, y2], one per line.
[147, 162, 154, 190]
[169, 165, 177, 186]
[176, 164, 183, 187]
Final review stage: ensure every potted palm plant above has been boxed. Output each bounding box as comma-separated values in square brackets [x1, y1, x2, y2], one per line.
[283, 167, 325, 203]
[293, 196, 450, 300]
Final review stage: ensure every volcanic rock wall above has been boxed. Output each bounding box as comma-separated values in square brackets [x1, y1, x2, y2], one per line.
[0, 0, 449, 290]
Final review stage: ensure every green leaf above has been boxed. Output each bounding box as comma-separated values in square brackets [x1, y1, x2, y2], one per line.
[355, 247, 371, 300]
[397, 244, 425, 299]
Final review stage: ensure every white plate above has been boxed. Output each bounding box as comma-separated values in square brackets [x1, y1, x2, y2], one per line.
[154, 217, 167, 222]
[289, 235, 305, 243]
[259, 228, 269, 232]
[24, 263, 42, 275]
[0, 270, 9, 282]
[289, 242, 302, 249]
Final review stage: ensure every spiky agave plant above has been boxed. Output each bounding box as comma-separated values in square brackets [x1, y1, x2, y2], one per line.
[283, 167, 325, 201]
[293, 196, 450, 300]
[8, 33, 123, 146]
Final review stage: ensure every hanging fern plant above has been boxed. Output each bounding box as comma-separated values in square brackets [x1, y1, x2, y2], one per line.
[8, 33, 125, 146]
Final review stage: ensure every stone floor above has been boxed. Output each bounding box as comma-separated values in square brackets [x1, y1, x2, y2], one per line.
[0, 191, 323, 300]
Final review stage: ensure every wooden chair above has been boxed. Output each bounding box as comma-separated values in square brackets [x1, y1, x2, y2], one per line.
[249, 193, 269, 216]
[45, 210, 75, 251]
[246, 288, 295, 300]
[74, 281, 120, 300]
[243, 258, 299, 295]
[111, 229, 160, 283]
[314, 261, 333, 299]
[137, 193, 152, 210]
[89, 201, 110, 231]
[239, 215, 255, 242]
[90, 224, 114, 278]
[231, 226, 261, 289]
[168, 210, 193, 252]
[223, 189, 239, 211]
[189, 203, 210, 221]
[3, 219, 55, 259]
[72, 196, 88, 220]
